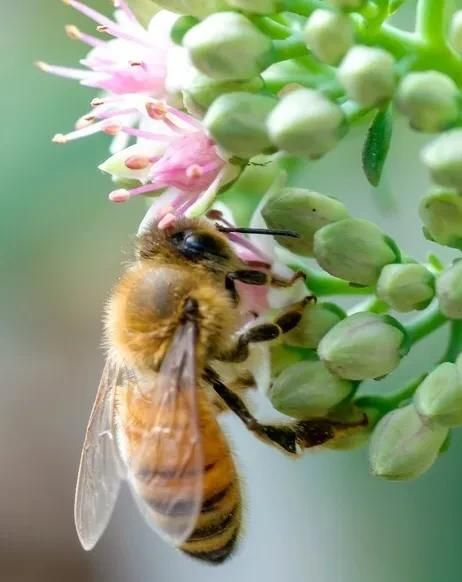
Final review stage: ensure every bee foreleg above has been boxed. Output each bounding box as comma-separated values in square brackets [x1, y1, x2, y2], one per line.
[226, 269, 307, 290]
[269, 270, 306, 288]
[219, 297, 315, 363]
[205, 368, 299, 456]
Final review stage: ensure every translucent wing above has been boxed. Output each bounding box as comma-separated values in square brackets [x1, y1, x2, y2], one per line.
[128, 321, 203, 546]
[74, 357, 122, 551]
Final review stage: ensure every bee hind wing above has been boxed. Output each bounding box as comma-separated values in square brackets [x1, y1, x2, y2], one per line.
[74, 356, 124, 551]
[128, 320, 204, 547]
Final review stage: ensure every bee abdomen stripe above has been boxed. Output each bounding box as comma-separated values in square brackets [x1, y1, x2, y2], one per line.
[135, 460, 216, 483]
[146, 497, 195, 517]
[145, 480, 234, 518]
[201, 484, 231, 513]
[183, 530, 239, 564]
[188, 507, 237, 541]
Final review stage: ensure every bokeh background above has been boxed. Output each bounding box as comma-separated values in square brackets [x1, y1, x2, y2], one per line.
[3, 1, 462, 581]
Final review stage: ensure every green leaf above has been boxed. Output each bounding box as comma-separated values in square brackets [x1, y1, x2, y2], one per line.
[362, 105, 393, 188]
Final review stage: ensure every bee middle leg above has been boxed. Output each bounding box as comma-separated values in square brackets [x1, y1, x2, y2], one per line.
[205, 368, 298, 455]
[219, 295, 315, 363]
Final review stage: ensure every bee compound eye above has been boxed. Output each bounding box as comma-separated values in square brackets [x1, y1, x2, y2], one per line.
[171, 229, 227, 260]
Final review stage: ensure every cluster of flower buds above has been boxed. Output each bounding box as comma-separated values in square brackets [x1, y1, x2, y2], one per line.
[39, 0, 462, 481]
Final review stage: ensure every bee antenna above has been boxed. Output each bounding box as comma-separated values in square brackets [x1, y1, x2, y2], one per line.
[217, 226, 300, 238]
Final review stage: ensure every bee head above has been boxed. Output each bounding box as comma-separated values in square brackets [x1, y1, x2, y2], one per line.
[136, 217, 236, 271]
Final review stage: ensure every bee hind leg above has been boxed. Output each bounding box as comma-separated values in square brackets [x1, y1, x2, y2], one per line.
[205, 369, 368, 454]
[205, 368, 299, 455]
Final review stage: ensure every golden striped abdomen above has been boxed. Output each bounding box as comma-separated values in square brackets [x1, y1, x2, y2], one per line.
[116, 383, 241, 563]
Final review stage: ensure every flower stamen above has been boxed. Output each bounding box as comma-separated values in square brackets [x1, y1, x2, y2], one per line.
[125, 156, 151, 170]
[65, 24, 102, 47]
[108, 181, 165, 202]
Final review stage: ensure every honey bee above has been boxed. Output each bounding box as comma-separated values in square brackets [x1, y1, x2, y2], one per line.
[74, 217, 361, 563]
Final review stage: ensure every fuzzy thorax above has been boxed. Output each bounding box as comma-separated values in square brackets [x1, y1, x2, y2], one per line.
[106, 263, 238, 371]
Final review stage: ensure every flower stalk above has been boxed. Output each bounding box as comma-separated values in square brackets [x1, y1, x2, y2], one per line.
[38, 0, 462, 481]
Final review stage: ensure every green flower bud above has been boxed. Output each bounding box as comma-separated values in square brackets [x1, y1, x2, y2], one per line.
[183, 12, 272, 81]
[267, 89, 346, 158]
[204, 92, 276, 158]
[261, 188, 350, 256]
[327, 0, 366, 10]
[338, 46, 395, 107]
[318, 312, 406, 380]
[183, 74, 264, 115]
[419, 190, 462, 250]
[395, 71, 459, 133]
[227, 0, 277, 13]
[269, 359, 353, 419]
[284, 302, 346, 349]
[153, 0, 228, 18]
[436, 260, 462, 319]
[171, 16, 199, 45]
[414, 363, 462, 428]
[303, 9, 353, 65]
[376, 263, 434, 312]
[313, 218, 399, 286]
[369, 404, 448, 480]
[421, 130, 462, 191]
[450, 10, 462, 53]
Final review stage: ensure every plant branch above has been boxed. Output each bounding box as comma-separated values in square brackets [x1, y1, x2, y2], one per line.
[405, 302, 447, 345]
[416, 0, 447, 47]
[441, 320, 462, 363]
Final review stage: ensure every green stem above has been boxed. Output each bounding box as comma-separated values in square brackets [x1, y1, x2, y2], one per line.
[252, 16, 291, 39]
[272, 36, 309, 62]
[354, 20, 420, 58]
[347, 296, 389, 315]
[356, 375, 426, 415]
[441, 320, 462, 363]
[279, 0, 462, 87]
[289, 263, 374, 296]
[279, 0, 322, 16]
[416, 0, 447, 47]
[405, 302, 447, 345]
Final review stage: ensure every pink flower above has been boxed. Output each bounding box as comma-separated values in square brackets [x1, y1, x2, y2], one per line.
[36, 1, 180, 152]
[100, 102, 240, 221]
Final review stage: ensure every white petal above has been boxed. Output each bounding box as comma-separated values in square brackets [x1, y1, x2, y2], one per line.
[137, 188, 180, 235]
[247, 344, 272, 396]
[165, 46, 198, 98]
[185, 164, 240, 218]
[99, 142, 166, 182]
[147, 10, 179, 45]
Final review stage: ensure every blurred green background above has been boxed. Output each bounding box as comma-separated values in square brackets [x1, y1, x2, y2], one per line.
[3, 1, 462, 581]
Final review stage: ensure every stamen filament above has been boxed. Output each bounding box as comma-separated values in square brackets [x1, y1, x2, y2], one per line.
[120, 126, 173, 141]
[65, 24, 103, 47]
[112, 0, 140, 25]
[35, 61, 90, 81]
[109, 181, 166, 201]
[52, 118, 117, 143]
[63, 0, 118, 30]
